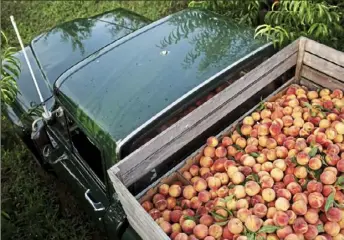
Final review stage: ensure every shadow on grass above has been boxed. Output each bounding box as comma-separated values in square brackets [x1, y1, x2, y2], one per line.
[1, 117, 104, 240]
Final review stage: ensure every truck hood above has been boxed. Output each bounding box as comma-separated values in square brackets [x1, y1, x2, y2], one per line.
[55, 9, 267, 148]
[31, 8, 151, 85]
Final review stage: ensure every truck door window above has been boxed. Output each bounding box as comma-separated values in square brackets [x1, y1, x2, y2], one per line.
[63, 115, 105, 183]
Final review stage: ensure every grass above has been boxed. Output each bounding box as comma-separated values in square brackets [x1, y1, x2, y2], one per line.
[1, 1, 186, 239]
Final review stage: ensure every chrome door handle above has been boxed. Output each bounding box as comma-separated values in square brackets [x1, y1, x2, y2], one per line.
[84, 189, 105, 212]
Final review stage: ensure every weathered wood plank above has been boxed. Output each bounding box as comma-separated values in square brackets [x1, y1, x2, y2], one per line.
[304, 38, 344, 67]
[108, 170, 169, 240]
[303, 52, 344, 82]
[116, 52, 297, 187]
[295, 37, 307, 81]
[301, 65, 344, 90]
[300, 78, 323, 90]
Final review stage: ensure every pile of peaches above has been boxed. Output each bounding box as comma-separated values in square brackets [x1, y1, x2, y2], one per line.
[141, 85, 344, 240]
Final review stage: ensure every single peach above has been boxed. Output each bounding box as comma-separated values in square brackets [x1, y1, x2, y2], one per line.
[234, 185, 246, 199]
[271, 168, 284, 182]
[292, 217, 308, 234]
[252, 163, 262, 173]
[149, 208, 161, 220]
[189, 165, 200, 176]
[171, 223, 181, 233]
[241, 155, 256, 167]
[304, 224, 318, 240]
[260, 175, 274, 189]
[193, 178, 207, 192]
[308, 192, 325, 209]
[322, 185, 336, 197]
[215, 146, 227, 158]
[236, 199, 249, 210]
[200, 156, 214, 168]
[258, 124, 270, 136]
[226, 198, 236, 211]
[335, 122, 344, 135]
[213, 158, 228, 172]
[193, 224, 208, 239]
[182, 219, 196, 234]
[292, 200, 307, 215]
[227, 218, 244, 234]
[170, 210, 183, 223]
[190, 176, 201, 184]
[236, 208, 252, 222]
[276, 225, 293, 239]
[231, 172, 245, 185]
[200, 214, 214, 227]
[159, 221, 172, 234]
[207, 137, 218, 147]
[266, 207, 277, 219]
[216, 186, 229, 198]
[276, 189, 292, 201]
[227, 146, 237, 156]
[204, 147, 216, 158]
[183, 185, 196, 200]
[307, 180, 323, 193]
[169, 185, 182, 198]
[293, 192, 308, 204]
[326, 207, 342, 222]
[182, 171, 192, 181]
[208, 224, 222, 239]
[304, 208, 319, 225]
[245, 181, 261, 196]
[167, 197, 177, 210]
[275, 197, 290, 211]
[198, 191, 211, 203]
[273, 211, 290, 227]
[262, 161, 274, 171]
[294, 166, 308, 179]
[245, 215, 263, 232]
[324, 221, 340, 236]
[142, 201, 153, 212]
[221, 136, 233, 147]
[320, 171, 337, 185]
[253, 203, 267, 218]
[309, 157, 322, 170]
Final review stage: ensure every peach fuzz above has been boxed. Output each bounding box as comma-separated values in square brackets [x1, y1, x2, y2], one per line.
[273, 211, 290, 227]
[183, 185, 197, 200]
[324, 221, 340, 237]
[200, 156, 214, 168]
[309, 157, 322, 170]
[320, 170, 337, 185]
[208, 224, 222, 239]
[260, 175, 274, 189]
[234, 185, 246, 199]
[231, 171, 245, 185]
[221, 136, 233, 147]
[181, 219, 196, 234]
[215, 146, 227, 158]
[308, 192, 325, 209]
[253, 203, 268, 218]
[304, 224, 318, 240]
[174, 233, 188, 240]
[193, 224, 208, 239]
[189, 165, 200, 176]
[304, 209, 319, 225]
[292, 217, 308, 234]
[199, 215, 214, 227]
[292, 200, 307, 215]
[206, 136, 218, 147]
[203, 146, 215, 158]
[275, 197, 290, 211]
[245, 181, 261, 196]
[245, 215, 263, 232]
[276, 226, 293, 239]
[207, 176, 221, 190]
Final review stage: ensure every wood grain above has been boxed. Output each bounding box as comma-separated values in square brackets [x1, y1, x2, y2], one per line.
[303, 52, 344, 82]
[295, 37, 307, 81]
[108, 170, 169, 240]
[304, 38, 344, 67]
[301, 65, 344, 90]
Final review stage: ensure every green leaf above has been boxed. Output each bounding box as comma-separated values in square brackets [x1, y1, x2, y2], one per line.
[1, 210, 10, 220]
[336, 175, 344, 187]
[334, 202, 344, 209]
[236, 124, 243, 136]
[325, 192, 335, 212]
[214, 206, 233, 216]
[317, 224, 324, 233]
[210, 211, 227, 221]
[291, 156, 297, 164]
[184, 215, 198, 221]
[308, 147, 318, 157]
[224, 195, 235, 202]
[215, 220, 229, 226]
[233, 144, 244, 151]
[249, 152, 260, 158]
[247, 173, 259, 182]
[258, 225, 282, 233]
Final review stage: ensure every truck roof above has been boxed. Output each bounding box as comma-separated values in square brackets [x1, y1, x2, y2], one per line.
[54, 9, 267, 154]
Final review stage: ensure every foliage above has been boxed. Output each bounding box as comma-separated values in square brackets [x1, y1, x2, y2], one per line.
[255, 1, 344, 49]
[1, 31, 20, 105]
[189, 0, 344, 51]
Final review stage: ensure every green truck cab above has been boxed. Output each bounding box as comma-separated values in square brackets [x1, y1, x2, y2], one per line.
[4, 8, 275, 239]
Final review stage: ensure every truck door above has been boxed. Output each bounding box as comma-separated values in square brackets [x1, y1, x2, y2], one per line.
[43, 110, 109, 228]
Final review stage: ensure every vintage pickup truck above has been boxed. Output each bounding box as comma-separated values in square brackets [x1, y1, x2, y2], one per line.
[4, 7, 276, 239]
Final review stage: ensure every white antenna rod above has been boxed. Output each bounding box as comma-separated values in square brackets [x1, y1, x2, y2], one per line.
[10, 15, 51, 119]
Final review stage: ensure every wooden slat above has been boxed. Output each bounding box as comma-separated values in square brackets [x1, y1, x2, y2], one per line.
[108, 171, 169, 240]
[303, 52, 344, 82]
[114, 49, 298, 187]
[301, 65, 344, 90]
[300, 78, 323, 90]
[295, 37, 307, 81]
[304, 38, 344, 67]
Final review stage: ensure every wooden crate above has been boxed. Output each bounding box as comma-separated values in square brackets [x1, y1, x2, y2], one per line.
[108, 37, 344, 240]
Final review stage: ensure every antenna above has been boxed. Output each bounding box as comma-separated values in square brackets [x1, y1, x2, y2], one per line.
[10, 15, 52, 120]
